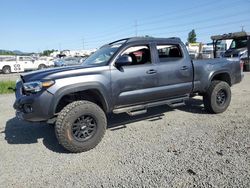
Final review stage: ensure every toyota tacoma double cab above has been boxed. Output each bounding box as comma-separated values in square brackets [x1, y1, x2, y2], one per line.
[14, 37, 243, 153]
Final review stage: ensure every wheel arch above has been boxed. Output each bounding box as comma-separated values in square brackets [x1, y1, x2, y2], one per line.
[50, 83, 111, 115]
[209, 71, 231, 86]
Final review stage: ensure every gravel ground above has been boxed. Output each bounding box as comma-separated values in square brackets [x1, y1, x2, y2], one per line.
[0, 73, 250, 187]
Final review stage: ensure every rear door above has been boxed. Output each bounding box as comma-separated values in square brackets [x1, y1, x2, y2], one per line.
[111, 44, 158, 108]
[152, 42, 193, 99]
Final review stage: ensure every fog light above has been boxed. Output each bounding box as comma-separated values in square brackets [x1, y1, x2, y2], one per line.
[23, 104, 33, 113]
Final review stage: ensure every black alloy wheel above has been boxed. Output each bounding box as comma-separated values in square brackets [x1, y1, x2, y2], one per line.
[71, 115, 97, 142]
[216, 89, 227, 106]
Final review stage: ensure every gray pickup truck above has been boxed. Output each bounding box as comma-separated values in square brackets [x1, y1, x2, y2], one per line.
[14, 37, 243, 153]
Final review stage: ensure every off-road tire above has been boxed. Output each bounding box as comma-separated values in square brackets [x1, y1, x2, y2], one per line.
[55, 100, 107, 153]
[2, 66, 11, 74]
[203, 81, 231, 114]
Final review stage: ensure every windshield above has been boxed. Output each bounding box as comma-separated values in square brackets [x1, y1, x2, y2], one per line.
[83, 45, 120, 67]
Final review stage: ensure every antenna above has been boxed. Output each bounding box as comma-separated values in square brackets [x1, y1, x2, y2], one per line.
[134, 20, 138, 37]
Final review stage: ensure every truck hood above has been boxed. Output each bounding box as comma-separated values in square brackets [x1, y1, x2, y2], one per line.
[20, 65, 95, 82]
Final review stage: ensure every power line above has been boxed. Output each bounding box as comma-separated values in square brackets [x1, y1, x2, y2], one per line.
[138, 10, 250, 33]
[138, 0, 246, 30]
[137, 0, 220, 24]
[137, 0, 244, 27]
[151, 19, 249, 36]
[39, 0, 250, 50]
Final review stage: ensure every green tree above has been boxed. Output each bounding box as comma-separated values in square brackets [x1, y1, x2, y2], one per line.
[187, 29, 197, 43]
[0, 50, 15, 55]
[41, 49, 56, 56]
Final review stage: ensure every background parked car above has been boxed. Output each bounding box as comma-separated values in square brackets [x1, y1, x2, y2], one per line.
[36, 56, 55, 69]
[54, 56, 87, 67]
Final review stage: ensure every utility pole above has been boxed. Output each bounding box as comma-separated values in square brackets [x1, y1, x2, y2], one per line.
[82, 38, 85, 50]
[58, 43, 62, 51]
[241, 25, 245, 32]
[135, 20, 138, 37]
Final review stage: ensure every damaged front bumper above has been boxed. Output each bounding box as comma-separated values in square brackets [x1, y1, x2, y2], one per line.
[13, 81, 55, 122]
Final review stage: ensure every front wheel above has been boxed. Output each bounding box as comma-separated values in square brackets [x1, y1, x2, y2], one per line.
[55, 100, 107, 153]
[203, 81, 231, 114]
[2, 66, 11, 74]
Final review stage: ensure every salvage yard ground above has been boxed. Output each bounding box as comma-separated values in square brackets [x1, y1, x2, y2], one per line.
[0, 73, 250, 187]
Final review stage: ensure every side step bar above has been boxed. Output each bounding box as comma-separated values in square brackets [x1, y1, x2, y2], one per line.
[113, 95, 189, 116]
[127, 109, 147, 116]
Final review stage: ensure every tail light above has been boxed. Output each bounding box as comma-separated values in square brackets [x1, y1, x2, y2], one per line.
[240, 60, 244, 72]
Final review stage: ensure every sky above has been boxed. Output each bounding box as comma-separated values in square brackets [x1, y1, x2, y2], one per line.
[0, 0, 250, 52]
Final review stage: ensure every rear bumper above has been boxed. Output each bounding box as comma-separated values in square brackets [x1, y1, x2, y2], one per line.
[13, 81, 55, 122]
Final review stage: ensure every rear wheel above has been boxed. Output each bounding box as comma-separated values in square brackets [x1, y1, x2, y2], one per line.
[2, 66, 11, 74]
[55, 100, 107, 153]
[203, 81, 231, 113]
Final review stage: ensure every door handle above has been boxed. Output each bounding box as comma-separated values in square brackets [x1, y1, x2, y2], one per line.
[181, 66, 188, 70]
[146, 69, 157, 74]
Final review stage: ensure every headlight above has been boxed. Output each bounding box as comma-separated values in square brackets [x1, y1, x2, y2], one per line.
[23, 80, 54, 93]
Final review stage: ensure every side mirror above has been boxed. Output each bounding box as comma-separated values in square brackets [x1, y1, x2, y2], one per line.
[115, 55, 132, 67]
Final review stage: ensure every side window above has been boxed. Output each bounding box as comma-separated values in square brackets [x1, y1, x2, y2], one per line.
[121, 45, 151, 66]
[156, 44, 183, 62]
[21, 57, 32, 61]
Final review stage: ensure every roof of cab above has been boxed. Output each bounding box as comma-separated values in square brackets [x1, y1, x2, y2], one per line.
[109, 37, 182, 45]
[99, 37, 182, 48]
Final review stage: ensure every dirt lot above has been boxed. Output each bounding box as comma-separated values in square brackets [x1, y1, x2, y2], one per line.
[0, 73, 249, 187]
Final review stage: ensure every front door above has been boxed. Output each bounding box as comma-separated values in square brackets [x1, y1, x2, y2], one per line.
[111, 45, 158, 108]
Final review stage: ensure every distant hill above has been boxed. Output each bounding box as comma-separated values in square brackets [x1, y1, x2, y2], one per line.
[13, 50, 25, 55]
[0, 49, 27, 55]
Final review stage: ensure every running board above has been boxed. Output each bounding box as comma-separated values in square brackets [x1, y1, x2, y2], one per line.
[127, 109, 147, 116]
[113, 95, 189, 116]
[168, 101, 186, 108]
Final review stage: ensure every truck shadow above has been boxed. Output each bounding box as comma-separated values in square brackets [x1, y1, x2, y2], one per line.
[3, 98, 206, 153]
[177, 98, 207, 114]
[3, 118, 69, 153]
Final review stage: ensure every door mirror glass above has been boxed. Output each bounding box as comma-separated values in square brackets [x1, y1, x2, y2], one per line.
[115, 55, 132, 66]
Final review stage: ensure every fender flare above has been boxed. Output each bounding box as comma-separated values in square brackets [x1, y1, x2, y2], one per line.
[49, 82, 111, 115]
[208, 70, 231, 85]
